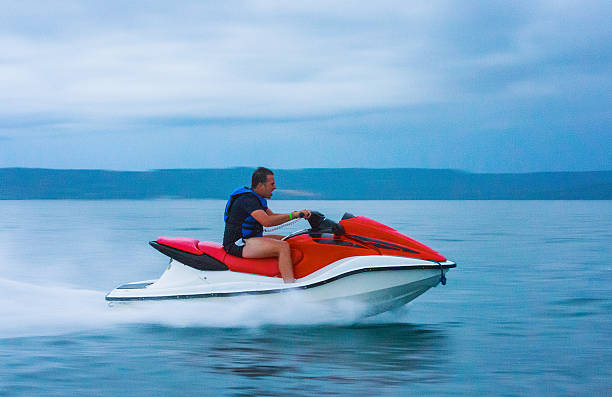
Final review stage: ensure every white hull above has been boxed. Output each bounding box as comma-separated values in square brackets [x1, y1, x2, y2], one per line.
[106, 256, 454, 315]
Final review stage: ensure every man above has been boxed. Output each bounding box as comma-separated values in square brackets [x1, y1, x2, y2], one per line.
[223, 167, 311, 283]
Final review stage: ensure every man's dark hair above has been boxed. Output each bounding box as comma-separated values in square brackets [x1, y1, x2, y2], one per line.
[251, 167, 274, 188]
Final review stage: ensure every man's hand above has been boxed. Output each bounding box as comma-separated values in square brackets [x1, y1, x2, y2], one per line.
[293, 209, 311, 219]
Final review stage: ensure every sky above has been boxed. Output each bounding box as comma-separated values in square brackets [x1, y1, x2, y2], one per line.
[0, 0, 610, 173]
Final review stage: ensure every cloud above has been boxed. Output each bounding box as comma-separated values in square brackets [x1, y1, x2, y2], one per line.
[0, 32, 437, 120]
[4, 0, 608, 124]
[0, 1, 610, 172]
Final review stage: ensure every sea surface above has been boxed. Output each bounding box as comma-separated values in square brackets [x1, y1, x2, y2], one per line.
[0, 200, 610, 396]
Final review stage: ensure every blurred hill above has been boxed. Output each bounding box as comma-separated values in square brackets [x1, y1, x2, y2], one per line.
[1, 168, 611, 200]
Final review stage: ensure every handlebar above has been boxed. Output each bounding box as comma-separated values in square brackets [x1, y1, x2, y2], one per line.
[282, 210, 345, 240]
[307, 211, 344, 235]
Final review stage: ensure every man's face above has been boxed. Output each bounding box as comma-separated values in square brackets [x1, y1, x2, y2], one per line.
[255, 175, 276, 198]
[259, 174, 276, 198]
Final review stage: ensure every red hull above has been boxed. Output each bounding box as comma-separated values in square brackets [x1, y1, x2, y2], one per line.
[156, 216, 446, 279]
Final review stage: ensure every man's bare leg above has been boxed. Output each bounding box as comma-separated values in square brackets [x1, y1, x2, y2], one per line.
[242, 237, 295, 283]
[263, 234, 284, 240]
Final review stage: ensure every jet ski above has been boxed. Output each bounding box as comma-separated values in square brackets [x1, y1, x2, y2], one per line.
[105, 211, 456, 315]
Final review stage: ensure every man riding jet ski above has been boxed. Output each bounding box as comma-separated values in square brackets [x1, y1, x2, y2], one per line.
[106, 206, 456, 315]
[222, 167, 311, 283]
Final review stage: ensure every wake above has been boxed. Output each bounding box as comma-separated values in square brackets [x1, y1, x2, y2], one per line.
[0, 277, 412, 339]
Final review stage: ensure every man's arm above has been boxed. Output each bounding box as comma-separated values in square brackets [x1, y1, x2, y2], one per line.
[267, 208, 311, 218]
[251, 208, 312, 227]
[251, 209, 292, 227]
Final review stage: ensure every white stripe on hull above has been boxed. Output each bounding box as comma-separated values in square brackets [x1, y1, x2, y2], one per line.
[106, 255, 452, 315]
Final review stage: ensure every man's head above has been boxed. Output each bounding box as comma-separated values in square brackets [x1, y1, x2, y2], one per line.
[251, 167, 275, 198]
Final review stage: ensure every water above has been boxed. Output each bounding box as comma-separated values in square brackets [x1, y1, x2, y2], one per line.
[0, 200, 610, 396]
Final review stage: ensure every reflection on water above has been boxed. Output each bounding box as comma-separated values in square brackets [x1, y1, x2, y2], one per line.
[1, 323, 451, 396]
[183, 324, 450, 385]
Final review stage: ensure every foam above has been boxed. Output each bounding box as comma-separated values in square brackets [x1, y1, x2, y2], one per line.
[0, 277, 409, 339]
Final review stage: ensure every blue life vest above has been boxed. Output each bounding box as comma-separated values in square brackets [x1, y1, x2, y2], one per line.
[224, 187, 268, 239]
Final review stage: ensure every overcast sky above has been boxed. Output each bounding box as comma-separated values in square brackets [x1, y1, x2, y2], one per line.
[0, 1, 610, 172]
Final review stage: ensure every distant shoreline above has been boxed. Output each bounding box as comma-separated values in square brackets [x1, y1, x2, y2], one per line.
[1, 167, 611, 200]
